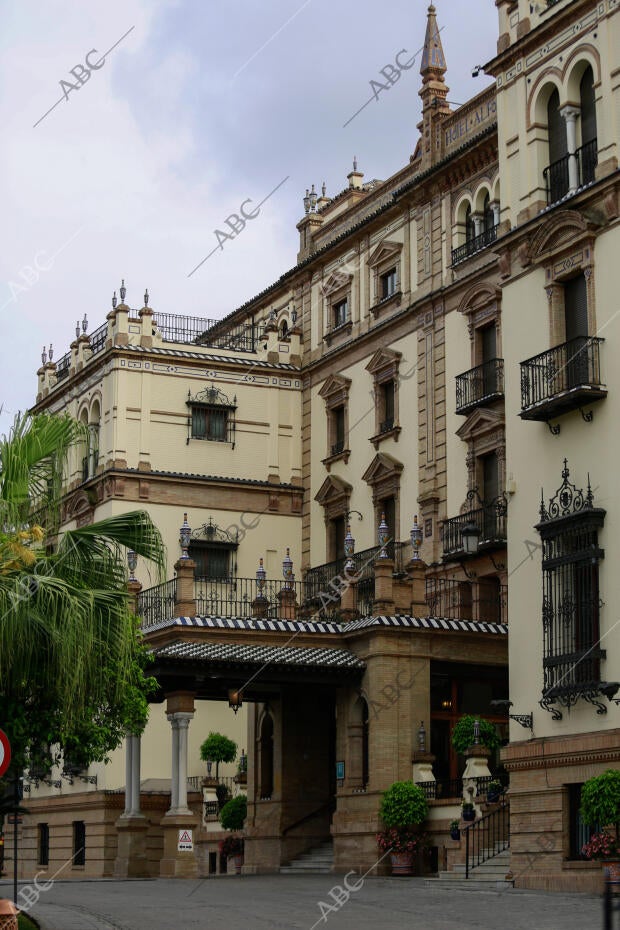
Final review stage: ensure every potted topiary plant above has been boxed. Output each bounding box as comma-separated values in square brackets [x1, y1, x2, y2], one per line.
[462, 801, 476, 822]
[580, 769, 620, 881]
[449, 819, 461, 841]
[486, 779, 503, 804]
[451, 716, 501, 756]
[199, 732, 237, 780]
[219, 794, 247, 874]
[377, 780, 429, 875]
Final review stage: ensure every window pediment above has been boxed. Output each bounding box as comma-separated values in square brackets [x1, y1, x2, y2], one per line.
[315, 474, 352, 506]
[322, 270, 353, 298]
[319, 374, 351, 405]
[361, 452, 404, 487]
[527, 210, 594, 264]
[368, 239, 403, 268]
[456, 406, 505, 443]
[365, 348, 402, 379]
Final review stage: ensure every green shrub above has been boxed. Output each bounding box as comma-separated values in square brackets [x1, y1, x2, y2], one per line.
[580, 769, 620, 828]
[451, 715, 500, 755]
[379, 780, 428, 828]
[220, 794, 247, 832]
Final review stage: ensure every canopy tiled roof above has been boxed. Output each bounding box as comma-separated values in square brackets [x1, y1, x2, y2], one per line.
[152, 640, 366, 670]
[145, 614, 507, 637]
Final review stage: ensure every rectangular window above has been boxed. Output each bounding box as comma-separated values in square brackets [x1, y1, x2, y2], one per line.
[380, 268, 397, 300]
[331, 406, 345, 455]
[189, 545, 231, 580]
[38, 823, 49, 866]
[381, 381, 395, 432]
[73, 821, 85, 866]
[191, 406, 228, 442]
[330, 515, 346, 562]
[568, 783, 597, 860]
[332, 299, 348, 330]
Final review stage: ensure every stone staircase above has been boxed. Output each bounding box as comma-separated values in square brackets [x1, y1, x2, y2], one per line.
[280, 840, 334, 874]
[426, 848, 514, 891]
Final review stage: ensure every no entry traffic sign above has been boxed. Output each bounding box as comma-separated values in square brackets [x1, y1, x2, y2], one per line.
[0, 730, 11, 777]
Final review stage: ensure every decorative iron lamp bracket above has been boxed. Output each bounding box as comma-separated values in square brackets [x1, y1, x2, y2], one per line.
[546, 420, 561, 436]
[579, 407, 594, 423]
[78, 774, 98, 786]
[491, 700, 533, 730]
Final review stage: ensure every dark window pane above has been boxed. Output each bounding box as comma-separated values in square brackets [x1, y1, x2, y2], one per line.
[580, 67, 596, 146]
[73, 821, 85, 866]
[548, 89, 568, 163]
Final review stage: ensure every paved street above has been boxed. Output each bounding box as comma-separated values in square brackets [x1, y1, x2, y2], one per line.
[0, 876, 602, 930]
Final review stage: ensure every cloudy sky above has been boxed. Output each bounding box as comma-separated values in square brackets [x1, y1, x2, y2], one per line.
[0, 0, 496, 435]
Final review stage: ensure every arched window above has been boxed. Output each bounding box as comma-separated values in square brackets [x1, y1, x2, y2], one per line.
[87, 402, 100, 480]
[465, 204, 475, 243]
[259, 712, 274, 800]
[483, 193, 495, 233]
[279, 320, 288, 339]
[545, 89, 569, 202]
[579, 66, 597, 184]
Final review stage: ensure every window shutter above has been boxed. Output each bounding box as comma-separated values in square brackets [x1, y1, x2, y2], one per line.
[547, 89, 568, 163]
[580, 67, 596, 146]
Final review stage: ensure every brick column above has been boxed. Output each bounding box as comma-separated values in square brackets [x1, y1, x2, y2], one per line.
[114, 733, 149, 878]
[373, 559, 395, 614]
[405, 558, 427, 615]
[174, 558, 196, 617]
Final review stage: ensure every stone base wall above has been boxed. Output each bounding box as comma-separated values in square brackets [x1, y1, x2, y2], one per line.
[502, 728, 620, 893]
[18, 790, 202, 880]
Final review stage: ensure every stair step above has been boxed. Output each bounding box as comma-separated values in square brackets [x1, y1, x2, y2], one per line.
[280, 840, 334, 874]
[426, 878, 515, 891]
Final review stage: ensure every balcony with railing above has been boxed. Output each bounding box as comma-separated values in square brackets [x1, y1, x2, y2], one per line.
[441, 496, 507, 559]
[543, 138, 598, 205]
[519, 336, 606, 422]
[451, 225, 498, 266]
[81, 451, 99, 482]
[455, 359, 504, 415]
[425, 577, 507, 625]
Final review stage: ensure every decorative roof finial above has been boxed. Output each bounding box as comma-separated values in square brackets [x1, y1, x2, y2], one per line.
[353, 155, 358, 171]
[41, 346, 47, 365]
[82, 314, 88, 334]
[112, 291, 117, 309]
[75, 321, 80, 339]
[119, 279, 126, 303]
[144, 288, 149, 308]
[322, 181, 326, 197]
[48, 344, 53, 362]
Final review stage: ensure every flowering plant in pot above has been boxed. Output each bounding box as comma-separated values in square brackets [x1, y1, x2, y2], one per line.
[580, 769, 620, 880]
[377, 781, 428, 876]
[486, 779, 504, 803]
[462, 801, 476, 822]
[449, 820, 461, 841]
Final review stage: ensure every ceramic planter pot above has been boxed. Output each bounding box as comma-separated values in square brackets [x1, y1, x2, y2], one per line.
[603, 859, 620, 883]
[462, 808, 476, 822]
[487, 790, 501, 804]
[450, 828, 461, 841]
[390, 852, 415, 876]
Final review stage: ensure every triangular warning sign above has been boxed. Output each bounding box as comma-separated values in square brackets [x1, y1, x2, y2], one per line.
[179, 830, 192, 842]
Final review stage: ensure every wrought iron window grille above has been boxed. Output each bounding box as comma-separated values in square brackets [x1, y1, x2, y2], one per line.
[536, 460, 608, 719]
[187, 384, 237, 447]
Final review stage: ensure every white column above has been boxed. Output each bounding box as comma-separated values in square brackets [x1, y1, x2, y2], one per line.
[561, 106, 580, 192]
[167, 713, 180, 814]
[176, 713, 193, 815]
[123, 734, 133, 816]
[491, 202, 500, 227]
[130, 735, 142, 817]
[473, 214, 483, 237]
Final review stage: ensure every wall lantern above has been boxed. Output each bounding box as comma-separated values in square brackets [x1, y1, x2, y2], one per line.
[228, 689, 243, 714]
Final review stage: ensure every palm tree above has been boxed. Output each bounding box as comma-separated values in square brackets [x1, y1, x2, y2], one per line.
[0, 412, 165, 770]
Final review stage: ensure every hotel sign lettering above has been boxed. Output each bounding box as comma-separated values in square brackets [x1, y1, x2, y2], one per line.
[444, 99, 497, 149]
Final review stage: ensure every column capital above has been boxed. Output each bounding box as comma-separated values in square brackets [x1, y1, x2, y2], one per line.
[560, 105, 580, 122]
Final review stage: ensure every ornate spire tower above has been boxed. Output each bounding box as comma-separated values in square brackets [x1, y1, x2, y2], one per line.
[417, 4, 450, 169]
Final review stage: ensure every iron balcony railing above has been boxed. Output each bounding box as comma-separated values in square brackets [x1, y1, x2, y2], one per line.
[543, 137, 598, 204]
[89, 322, 108, 356]
[194, 576, 308, 619]
[137, 578, 177, 627]
[520, 336, 605, 416]
[331, 440, 345, 456]
[451, 225, 498, 266]
[464, 799, 510, 878]
[150, 311, 258, 353]
[418, 774, 509, 801]
[425, 577, 507, 625]
[441, 497, 507, 558]
[455, 359, 504, 415]
[55, 353, 71, 381]
[379, 418, 394, 434]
